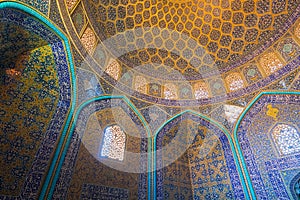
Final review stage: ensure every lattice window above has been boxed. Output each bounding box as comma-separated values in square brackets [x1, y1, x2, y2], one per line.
[81, 27, 97, 54]
[134, 76, 147, 93]
[193, 82, 209, 99]
[259, 52, 283, 75]
[271, 124, 300, 156]
[101, 125, 126, 161]
[163, 83, 178, 99]
[225, 72, 244, 92]
[105, 59, 121, 80]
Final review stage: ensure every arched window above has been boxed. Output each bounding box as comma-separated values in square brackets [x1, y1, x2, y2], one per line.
[100, 125, 126, 161]
[225, 72, 244, 92]
[163, 83, 178, 99]
[105, 58, 121, 80]
[134, 75, 147, 93]
[259, 52, 283, 75]
[193, 82, 209, 99]
[271, 124, 300, 156]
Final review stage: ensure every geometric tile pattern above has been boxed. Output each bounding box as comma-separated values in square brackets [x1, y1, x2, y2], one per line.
[236, 93, 300, 199]
[76, 68, 103, 105]
[80, 184, 129, 200]
[0, 44, 59, 196]
[290, 172, 300, 199]
[0, 7, 72, 199]
[270, 123, 300, 156]
[19, 0, 49, 14]
[85, 0, 300, 77]
[61, 0, 300, 105]
[156, 112, 245, 200]
[2, 1, 300, 200]
[52, 98, 148, 199]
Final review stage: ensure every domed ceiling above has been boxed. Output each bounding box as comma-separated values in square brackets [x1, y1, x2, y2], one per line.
[85, 0, 297, 78]
[63, 0, 300, 105]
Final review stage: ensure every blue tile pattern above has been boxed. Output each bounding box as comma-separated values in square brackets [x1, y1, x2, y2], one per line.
[80, 184, 129, 200]
[19, 0, 49, 15]
[76, 68, 103, 105]
[156, 112, 245, 200]
[236, 93, 300, 199]
[52, 98, 148, 199]
[290, 172, 300, 199]
[0, 7, 72, 199]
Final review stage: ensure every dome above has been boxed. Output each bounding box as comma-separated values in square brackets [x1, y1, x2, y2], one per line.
[62, 0, 300, 105]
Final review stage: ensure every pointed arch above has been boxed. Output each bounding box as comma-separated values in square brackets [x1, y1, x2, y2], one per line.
[52, 96, 151, 200]
[154, 110, 250, 200]
[234, 91, 300, 199]
[0, 2, 76, 199]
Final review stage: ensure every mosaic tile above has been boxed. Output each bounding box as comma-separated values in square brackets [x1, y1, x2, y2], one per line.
[141, 106, 169, 134]
[80, 184, 129, 199]
[49, 0, 67, 33]
[193, 82, 209, 99]
[1, 44, 60, 196]
[264, 69, 299, 90]
[156, 113, 245, 200]
[105, 58, 121, 80]
[0, 8, 72, 199]
[236, 93, 300, 199]
[57, 0, 300, 106]
[225, 72, 245, 92]
[52, 98, 148, 199]
[84, 0, 300, 78]
[2, 1, 300, 199]
[242, 63, 263, 85]
[76, 68, 103, 105]
[66, 0, 78, 11]
[276, 36, 300, 62]
[80, 26, 97, 54]
[18, 0, 49, 15]
[71, 2, 86, 35]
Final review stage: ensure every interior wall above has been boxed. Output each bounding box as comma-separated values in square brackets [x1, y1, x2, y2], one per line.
[155, 113, 245, 200]
[1, 1, 300, 200]
[236, 92, 300, 199]
[0, 4, 74, 199]
[52, 98, 149, 199]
